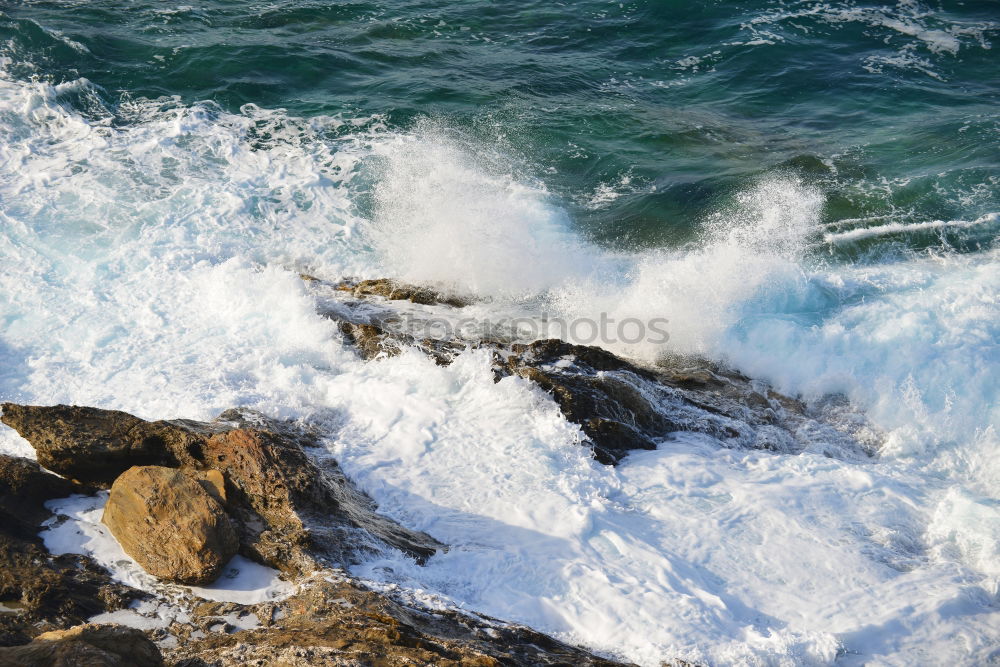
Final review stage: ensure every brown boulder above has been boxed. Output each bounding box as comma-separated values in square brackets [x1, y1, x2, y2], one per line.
[186, 424, 441, 572]
[0, 623, 162, 666]
[102, 466, 238, 585]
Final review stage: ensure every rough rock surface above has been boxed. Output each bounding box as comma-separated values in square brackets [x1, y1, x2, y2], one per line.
[338, 320, 466, 365]
[311, 276, 877, 465]
[164, 574, 629, 667]
[1, 404, 442, 574]
[0, 403, 213, 486]
[0, 531, 136, 647]
[102, 466, 239, 585]
[500, 339, 811, 464]
[0, 409, 636, 667]
[340, 277, 472, 308]
[499, 339, 877, 462]
[0, 455, 140, 647]
[0, 623, 163, 667]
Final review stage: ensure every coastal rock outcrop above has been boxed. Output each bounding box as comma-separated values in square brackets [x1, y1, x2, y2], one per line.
[0, 623, 162, 667]
[338, 277, 472, 308]
[0, 407, 636, 666]
[1, 403, 442, 575]
[0, 277, 875, 665]
[306, 276, 877, 464]
[102, 466, 238, 585]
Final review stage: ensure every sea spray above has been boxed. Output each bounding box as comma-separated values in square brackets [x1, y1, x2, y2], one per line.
[0, 1, 998, 663]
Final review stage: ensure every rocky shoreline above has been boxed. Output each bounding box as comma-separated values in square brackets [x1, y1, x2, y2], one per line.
[0, 278, 875, 666]
[0, 404, 633, 666]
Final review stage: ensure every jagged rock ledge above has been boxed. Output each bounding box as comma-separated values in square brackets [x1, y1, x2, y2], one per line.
[0, 404, 636, 667]
[308, 275, 878, 464]
[305, 276, 474, 309]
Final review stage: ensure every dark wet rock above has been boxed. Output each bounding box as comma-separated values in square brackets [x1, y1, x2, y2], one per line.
[0, 455, 83, 540]
[0, 454, 139, 647]
[0, 403, 212, 486]
[501, 340, 721, 464]
[165, 573, 632, 667]
[0, 623, 163, 666]
[344, 278, 472, 308]
[500, 339, 833, 463]
[337, 320, 466, 365]
[1, 403, 442, 575]
[102, 466, 239, 585]
[318, 275, 874, 464]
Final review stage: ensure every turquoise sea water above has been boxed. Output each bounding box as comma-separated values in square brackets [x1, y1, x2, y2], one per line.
[1, 2, 999, 665]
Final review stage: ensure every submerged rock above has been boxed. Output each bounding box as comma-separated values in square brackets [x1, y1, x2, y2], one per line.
[343, 278, 472, 308]
[102, 466, 239, 585]
[0, 623, 162, 667]
[318, 279, 876, 464]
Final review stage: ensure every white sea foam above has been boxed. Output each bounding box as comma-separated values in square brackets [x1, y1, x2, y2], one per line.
[0, 67, 997, 665]
[546, 176, 823, 359]
[823, 213, 998, 243]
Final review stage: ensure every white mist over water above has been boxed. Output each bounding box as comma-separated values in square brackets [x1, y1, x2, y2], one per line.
[545, 175, 824, 360]
[368, 118, 605, 296]
[0, 68, 998, 665]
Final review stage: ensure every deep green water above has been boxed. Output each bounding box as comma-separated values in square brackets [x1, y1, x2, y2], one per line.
[3, 0, 998, 252]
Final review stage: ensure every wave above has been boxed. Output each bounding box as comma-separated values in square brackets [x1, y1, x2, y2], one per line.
[0, 65, 998, 665]
[823, 213, 999, 244]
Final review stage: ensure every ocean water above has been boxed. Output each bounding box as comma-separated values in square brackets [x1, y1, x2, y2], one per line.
[0, 1, 998, 665]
